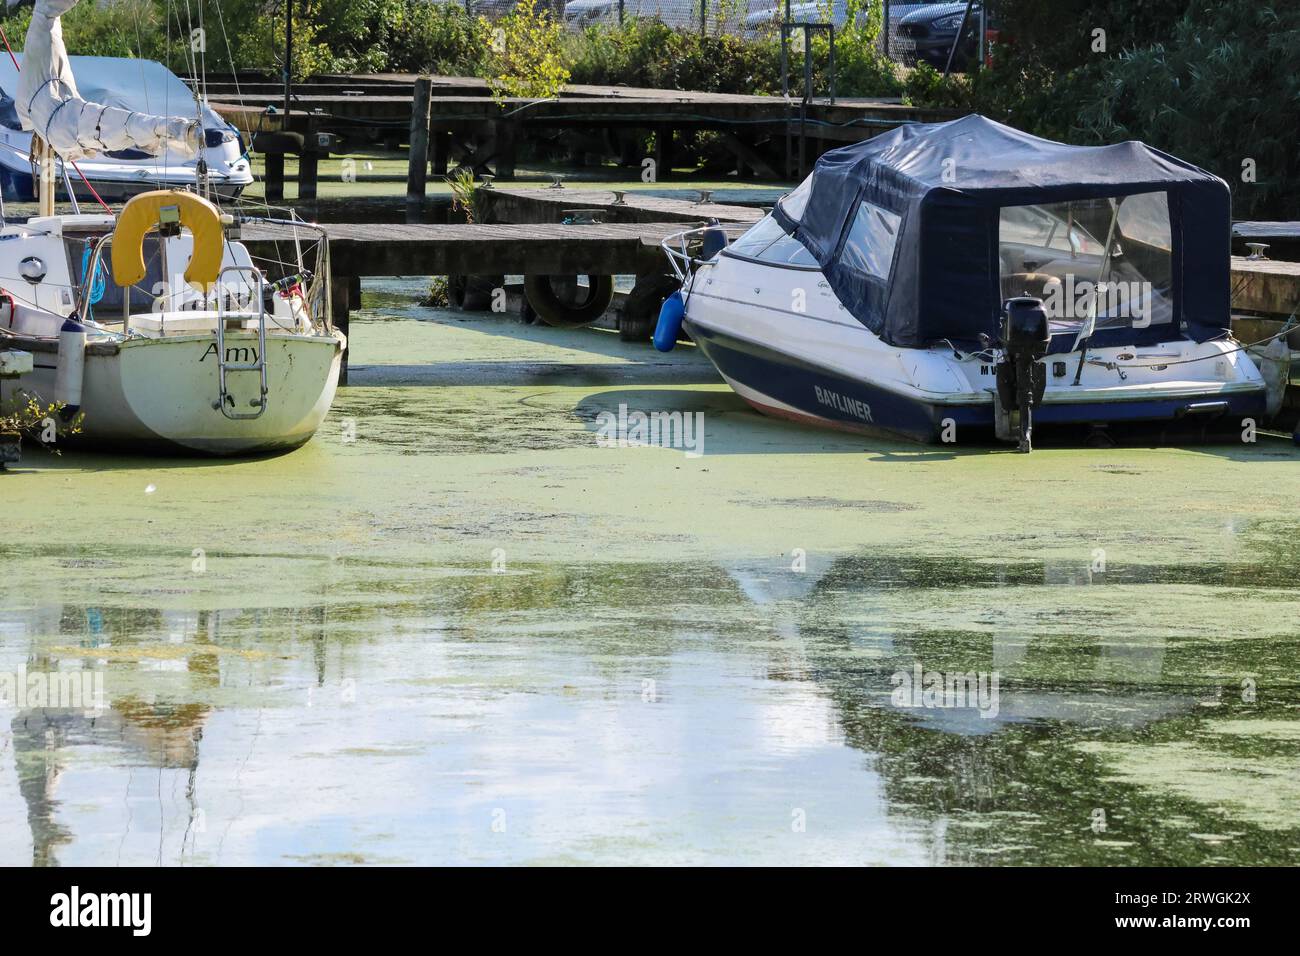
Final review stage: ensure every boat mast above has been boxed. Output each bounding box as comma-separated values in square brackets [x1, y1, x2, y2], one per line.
[34, 135, 55, 218]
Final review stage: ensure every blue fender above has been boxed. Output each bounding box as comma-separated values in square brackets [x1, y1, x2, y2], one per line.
[653, 290, 686, 352]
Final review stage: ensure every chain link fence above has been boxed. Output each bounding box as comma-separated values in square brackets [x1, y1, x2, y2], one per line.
[442, 0, 994, 72]
[441, 0, 761, 34]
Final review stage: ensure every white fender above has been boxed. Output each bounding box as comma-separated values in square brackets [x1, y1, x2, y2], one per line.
[55, 317, 87, 411]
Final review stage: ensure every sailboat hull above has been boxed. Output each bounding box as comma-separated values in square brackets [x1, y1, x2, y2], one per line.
[1, 331, 344, 456]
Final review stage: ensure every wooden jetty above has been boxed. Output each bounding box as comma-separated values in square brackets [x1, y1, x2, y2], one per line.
[240, 219, 747, 382]
[1230, 255, 1300, 317]
[206, 72, 950, 193]
[475, 186, 765, 225]
[1233, 222, 1300, 261]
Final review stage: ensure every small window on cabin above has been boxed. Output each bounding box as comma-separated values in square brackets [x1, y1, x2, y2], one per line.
[778, 175, 814, 223]
[842, 201, 901, 280]
[1117, 191, 1172, 252]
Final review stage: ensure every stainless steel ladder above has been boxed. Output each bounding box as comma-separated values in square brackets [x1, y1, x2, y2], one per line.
[213, 265, 268, 420]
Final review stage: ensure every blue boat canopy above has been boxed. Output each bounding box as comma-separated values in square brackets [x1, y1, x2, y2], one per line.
[770, 115, 1231, 349]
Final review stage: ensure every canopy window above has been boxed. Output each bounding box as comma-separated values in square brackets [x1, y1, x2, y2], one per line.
[998, 192, 1174, 338]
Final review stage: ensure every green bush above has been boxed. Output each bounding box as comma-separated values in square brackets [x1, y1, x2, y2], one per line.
[566, 16, 897, 98]
[900, 0, 1300, 218]
[1073, 1, 1300, 218]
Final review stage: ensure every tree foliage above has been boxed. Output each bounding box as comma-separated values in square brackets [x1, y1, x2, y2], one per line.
[482, 0, 570, 103]
[905, 0, 1300, 218]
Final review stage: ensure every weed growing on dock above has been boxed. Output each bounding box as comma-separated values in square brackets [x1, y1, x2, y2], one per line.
[423, 276, 450, 308]
[0, 396, 82, 454]
[446, 166, 484, 224]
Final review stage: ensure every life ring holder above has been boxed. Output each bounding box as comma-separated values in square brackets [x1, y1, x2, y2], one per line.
[111, 189, 226, 293]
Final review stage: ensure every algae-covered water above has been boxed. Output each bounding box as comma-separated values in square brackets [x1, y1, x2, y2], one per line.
[2, 278, 1299, 865]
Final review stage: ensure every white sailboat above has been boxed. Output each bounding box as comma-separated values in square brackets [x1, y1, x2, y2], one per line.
[0, 0, 343, 455]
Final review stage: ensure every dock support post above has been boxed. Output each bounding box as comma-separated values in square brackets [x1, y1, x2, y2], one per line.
[299, 150, 319, 200]
[492, 119, 518, 180]
[265, 152, 286, 202]
[431, 129, 450, 177]
[330, 274, 356, 385]
[653, 124, 674, 181]
[407, 76, 434, 199]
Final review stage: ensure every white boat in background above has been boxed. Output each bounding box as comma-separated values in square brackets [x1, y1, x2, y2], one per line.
[0, 0, 341, 456]
[0, 55, 251, 202]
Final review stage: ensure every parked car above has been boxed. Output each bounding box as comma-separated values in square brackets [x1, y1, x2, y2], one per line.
[744, 0, 857, 37]
[563, 0, 678, 29]
[893, 2, 992, 70]
[742, 2, 953, 40]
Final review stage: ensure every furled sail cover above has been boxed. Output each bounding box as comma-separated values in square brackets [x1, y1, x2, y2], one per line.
[772, 115, 1231, 349]
[16, 0, 197, 161]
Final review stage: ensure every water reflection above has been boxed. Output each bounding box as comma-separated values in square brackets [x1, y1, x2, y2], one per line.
[1, 547, 1298, 865]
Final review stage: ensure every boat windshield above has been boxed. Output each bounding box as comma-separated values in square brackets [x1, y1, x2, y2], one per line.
[998, 191, 1174, 335]
[724, 214, 817, 268]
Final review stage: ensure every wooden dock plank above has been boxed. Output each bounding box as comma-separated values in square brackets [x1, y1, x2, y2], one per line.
[476, 187, 766, 225]
[241, 220, 747, 277]
[1231, 255, 1300, 316]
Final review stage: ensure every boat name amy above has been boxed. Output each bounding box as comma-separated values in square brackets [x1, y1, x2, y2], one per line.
[199, 343, 259, 364]
[891, 663, 1000, 719]
[814, 386, 874, 423]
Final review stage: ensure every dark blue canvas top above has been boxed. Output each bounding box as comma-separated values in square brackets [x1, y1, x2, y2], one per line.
[771, 114, 1231, 349]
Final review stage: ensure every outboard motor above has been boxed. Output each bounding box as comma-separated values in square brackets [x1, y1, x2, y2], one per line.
[995, 297, 1051, 452]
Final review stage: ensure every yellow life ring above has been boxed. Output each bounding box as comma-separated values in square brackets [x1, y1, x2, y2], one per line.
[111, 190, 225, 292]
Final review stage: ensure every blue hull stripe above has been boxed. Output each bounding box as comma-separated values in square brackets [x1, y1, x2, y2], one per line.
[687, 320, 1266, 443]
[0, 162, 244, 202]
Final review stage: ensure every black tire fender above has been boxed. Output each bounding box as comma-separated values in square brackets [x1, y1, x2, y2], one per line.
[524, 274, 615, 328]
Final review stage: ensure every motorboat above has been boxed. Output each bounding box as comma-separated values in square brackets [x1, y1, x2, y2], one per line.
[0, 55, 252, 202]
[661, 115, 1283, 450]
[0, 0, 342, 456]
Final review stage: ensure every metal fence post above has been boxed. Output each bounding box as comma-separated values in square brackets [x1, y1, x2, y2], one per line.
[700, 0, 706, 36]
[978, 1, 987, 67]
[828, 23, 836, 103]
[943, 0, 975, 79]
[619, 0, 625, 26]
[882, 0, 890, 58]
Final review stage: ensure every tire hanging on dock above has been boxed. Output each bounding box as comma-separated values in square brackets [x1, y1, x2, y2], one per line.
[524, 274, 614, 328]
